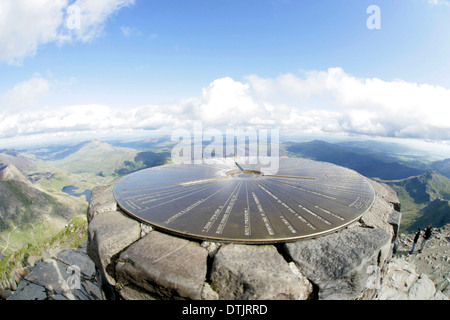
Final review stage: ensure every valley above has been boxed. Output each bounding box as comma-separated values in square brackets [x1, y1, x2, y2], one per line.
[0, 139, 172, 258]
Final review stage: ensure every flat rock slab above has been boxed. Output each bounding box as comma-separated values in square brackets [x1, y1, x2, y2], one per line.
[54, 249, 96, 279]
[24, 259, 72, 293]
[284, 227, 392, 300]
[115, 230, 208, 300]
[87, 210, 141, 285]
[408, 274, 436, 300]
[87, 182, 119, 222]
[210, 244, 313, 300]
[7, 281, 47, 301]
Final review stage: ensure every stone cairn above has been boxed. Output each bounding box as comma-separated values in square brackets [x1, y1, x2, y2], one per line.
[84, 178, 401, 300]
[5, 177, 448, 300]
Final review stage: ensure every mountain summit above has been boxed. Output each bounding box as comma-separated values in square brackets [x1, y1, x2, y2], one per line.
[0, 163, 28, 184]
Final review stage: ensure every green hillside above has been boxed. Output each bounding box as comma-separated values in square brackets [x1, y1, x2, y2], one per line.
[0, 179, 84, 256]
[385, 170, 450, 232]
[0, 141, 171, 258]
[49, 140, 142, 176]
[410, 199, 450, 231]
[431, 158, 450, 178]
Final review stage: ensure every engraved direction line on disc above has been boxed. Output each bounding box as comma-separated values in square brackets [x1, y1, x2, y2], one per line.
[249, 182, 276, 236]
[114, 158, 375, 244]
[257, 180, 317, 231]
[163, 182, 233, 225]
[262, 178, 348, 225]
[138, 181, 232, 213]
[244, 183, 251, 236]
[255, 183, 298, 235]
[264, 175, 316, 181]
[202, 181, 242, 233]
[215, 181, 243, 234]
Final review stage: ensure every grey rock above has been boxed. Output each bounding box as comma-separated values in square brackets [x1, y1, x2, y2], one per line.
[48, 294, 69, 300]
[87, 181, 119, 222]
[115, 230, 208, 300]
[376, 258, 419, 300]
[87, 210, 141, 285]
[7, 281, 47, 300]
[433, 291, 449, 300]
[8, 272, 19, 291]
[210, 244, 313, 300]
[24, 259, 71, 293]
[81, 279, 103, 300]
[201, 241, 222, 257]
[284, 227, 391, 300]
[408, 274, 436, 300]
[201, 283, 219, 300]
[140, 222, 153, 237]
[369, 180, 401, 211]
[359, 193, 396, 234]
[0, 287, 12, 300]
[387, 210, 402, 236]
[54, 249, 96, 279]
[117, 283, 160, 300]
[8, 254, 101, 300]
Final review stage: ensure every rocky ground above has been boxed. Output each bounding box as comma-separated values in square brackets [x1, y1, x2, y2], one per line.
[391, 225, 450, 298]
[1, 196, 448, 301]
[2, 227, 449, 300]
[0, 216, 100, 300]
[5, 240, 102, 300]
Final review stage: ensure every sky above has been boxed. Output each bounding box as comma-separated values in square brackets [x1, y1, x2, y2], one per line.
[1, 0, 450, 157]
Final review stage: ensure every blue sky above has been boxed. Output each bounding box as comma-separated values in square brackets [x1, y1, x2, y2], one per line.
[1, 0, 450, 155]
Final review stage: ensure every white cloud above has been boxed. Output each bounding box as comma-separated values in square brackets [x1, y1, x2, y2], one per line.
[120, 26, 142, 38]
[0, 0, 134, 65]
[1, 75, 51, 112]
[246, 68, 450, 140]
[193, 77, 265, 125]
[426, 0, 450, 6]
[1, 68, 450, 147]
[65, 0, 135, 43]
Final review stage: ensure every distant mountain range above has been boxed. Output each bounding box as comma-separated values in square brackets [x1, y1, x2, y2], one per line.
[24, 139, 172, 177]
[285, 140, 427, 180]
[430, 158, 450, 179]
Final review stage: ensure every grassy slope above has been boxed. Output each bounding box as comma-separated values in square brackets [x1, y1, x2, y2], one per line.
[49, 140, 141, 176]
[0, 178, 85, 256]
[0, 140, 170, 259]
[384, 171, 450, 232]
[0, 215, 88, 289]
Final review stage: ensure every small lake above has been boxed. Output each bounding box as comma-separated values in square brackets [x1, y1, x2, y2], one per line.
[62, 186, 92, 202]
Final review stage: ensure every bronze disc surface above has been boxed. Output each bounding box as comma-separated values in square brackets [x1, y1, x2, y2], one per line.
[113, 158, 375, 244]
